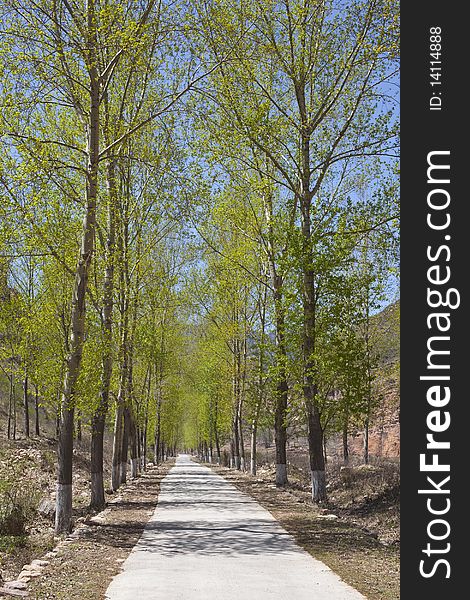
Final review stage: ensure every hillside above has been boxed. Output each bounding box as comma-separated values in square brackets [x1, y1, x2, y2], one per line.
[326, 299, 400, 460]
[363, 299, 400, 457]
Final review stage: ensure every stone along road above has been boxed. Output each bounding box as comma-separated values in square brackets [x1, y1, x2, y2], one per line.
[105, 455, 366, 600]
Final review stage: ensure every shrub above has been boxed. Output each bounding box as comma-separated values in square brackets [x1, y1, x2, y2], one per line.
[0, 534, 27, 556]
[0, 458, 40, 536]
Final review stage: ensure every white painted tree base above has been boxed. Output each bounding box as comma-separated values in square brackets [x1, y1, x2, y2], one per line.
[276, 463, 288, 486]
[120, 462, 127, 483]
[311, 470, 327, 501]
[131, 458, 138, 478]
[55, 483, 72, 533]
[112, 465, 120, 491]
[91, 472, 105, 507]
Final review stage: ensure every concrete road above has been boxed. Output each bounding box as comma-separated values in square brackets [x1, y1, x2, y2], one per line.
[105, 455, 366, 600]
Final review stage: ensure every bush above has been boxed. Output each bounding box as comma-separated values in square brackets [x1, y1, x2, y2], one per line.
[0, 458, 40, 536]
[0, 534, 27, 554]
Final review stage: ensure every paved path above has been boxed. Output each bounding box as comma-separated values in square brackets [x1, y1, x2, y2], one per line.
[105, 455, 366, 600]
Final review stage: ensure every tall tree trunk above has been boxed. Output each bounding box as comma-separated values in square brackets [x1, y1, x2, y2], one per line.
[274, 375, 288, 485]
[155, 359, 162, 465]
[273, 277, 289, 486]
[300, 130, 326, 502]
[90, 407, 106, 507]
[7, 372, 14, 440]
[363, 289, 372, 465]
[111, 237, 127, 488]
[55, 0, 99, 534]
[142, 363, 151, 470]
[130, 417, 138, 478]
[363, 416, 370, 464]
[231, 309, 241, 469]
[303, 264, 326, 502]
[250, 422, 257, 476]
[306, 398, 326, 501]
[76, 411, 82, 442]
[136, 423, 142, 471]
[130, 426, 139, 479]
[143, 425, 147, 470]
[23, 372, 29, 437]
[238, 329, 248, 472]
[155, 378, 163, 465]
[343, 415, 349, 464]
[232, 411, 240, 469]
[208, 397, 214, 463]
[111, 363, 128, 491]
[91, 159, 116, 508]
[112, 198, 129, 490]
[127, 313, 139, 480]
[214, 398, 221, 464]
[123, 223, 140, 480]
[34, 383, 40, 436]
[251, 284, 266, 477]
[263, 186, 289, 487]
[154, 328, 164, 464]
[55, 152, 97, 530]
[13, 375, 16, 440]
[120, 406, 130, 484]
[13, 376, 17, 440]
[55, 209, 97, 532]
[112, 401, 124, 490]
[215, 430, 221, 465]
[155, 404, 161, 464]
[55, 368, 62, 440]
[238, 403, 245, 471]
[55, 211, 96, 531]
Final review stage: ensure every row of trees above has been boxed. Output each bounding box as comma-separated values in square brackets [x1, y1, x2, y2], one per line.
[0, 0, 399, 534]
[181, 0, 399, 499]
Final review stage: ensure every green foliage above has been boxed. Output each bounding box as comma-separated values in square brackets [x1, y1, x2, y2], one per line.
[0, 534, 27, 555]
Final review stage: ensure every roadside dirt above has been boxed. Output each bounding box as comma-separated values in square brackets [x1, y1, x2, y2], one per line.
[1, 435, 114, 583]
[5, 461, 173, 600]
[211, 464, 399, 600]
